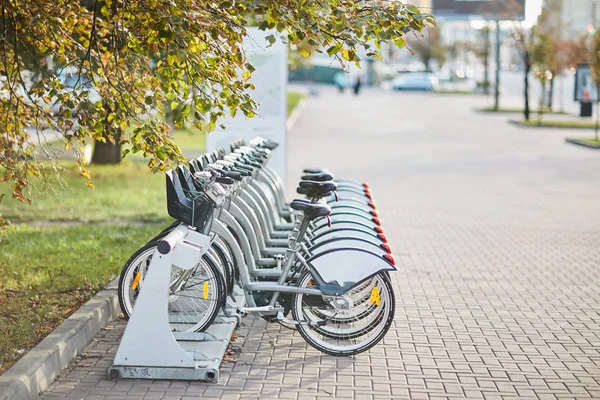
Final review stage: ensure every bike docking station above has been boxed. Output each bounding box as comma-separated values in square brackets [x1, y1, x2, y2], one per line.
[108, 225, 246, 382]
[108, 136, 398, 384]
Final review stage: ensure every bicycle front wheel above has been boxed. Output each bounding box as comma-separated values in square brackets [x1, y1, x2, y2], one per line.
[118, 242, 225, 332]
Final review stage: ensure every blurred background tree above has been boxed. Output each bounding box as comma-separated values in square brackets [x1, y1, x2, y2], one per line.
[531, 32, 555, 123]
[408, 27, 446, 72]
[590, 30, 600, 140]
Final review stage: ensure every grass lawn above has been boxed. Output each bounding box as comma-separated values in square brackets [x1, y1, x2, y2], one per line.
[287, 92, 304, 116]
[0, 224, 163, 374]
[0, 161, 168, 224]
[479, 106, 569, 115]
[172, 127, 206, 151]
[582, 138, 600, 144]
[515, 119, 600, 129]
[0, 161, 173, 373]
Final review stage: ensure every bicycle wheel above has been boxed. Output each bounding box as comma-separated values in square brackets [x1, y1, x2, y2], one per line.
[308, 278, 384, 336]
[292, 271, 395, 356]
[118, 242, 225, 332]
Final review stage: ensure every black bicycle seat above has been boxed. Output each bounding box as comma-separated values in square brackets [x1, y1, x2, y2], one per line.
[298, 180, 338, 193]
[301, 172, 334, 182]
[303, 168, 332, 175]
[290, 200, 331, 219]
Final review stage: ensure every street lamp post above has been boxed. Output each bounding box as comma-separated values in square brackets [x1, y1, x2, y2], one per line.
[494, 19, 501, 111]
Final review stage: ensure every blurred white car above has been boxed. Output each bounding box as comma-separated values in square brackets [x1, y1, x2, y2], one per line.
[391, 73, 439, 91]
[51, 67, 101, 114]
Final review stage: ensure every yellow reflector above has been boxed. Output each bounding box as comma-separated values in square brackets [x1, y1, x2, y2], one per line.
[203, 282, 209, 299]
[131, 272, 141, 290]
[307, 280, 313, 286]
[369, 287, 381, 306]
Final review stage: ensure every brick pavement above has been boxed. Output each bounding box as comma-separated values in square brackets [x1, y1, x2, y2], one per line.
[41, 88, 600, 399]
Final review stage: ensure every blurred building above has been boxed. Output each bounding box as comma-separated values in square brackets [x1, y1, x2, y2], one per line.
[410, 0, 432, 10]
[540, 0, 600, 37]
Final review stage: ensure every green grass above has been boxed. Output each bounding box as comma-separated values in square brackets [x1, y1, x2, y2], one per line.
[578, 137, 600, 144]
[0, 161, 168, 224]
[172, 127, 206, 151]
[0, 223, 163, 373]
[479, 106, 569, 115]
[0, 162, 170, 373]
[583, 138, 600, 144]
[516, 119, 600, 129]
[287, 92, 304, 116]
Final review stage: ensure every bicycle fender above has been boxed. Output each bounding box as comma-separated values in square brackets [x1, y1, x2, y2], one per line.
[306, 248, 396, 296]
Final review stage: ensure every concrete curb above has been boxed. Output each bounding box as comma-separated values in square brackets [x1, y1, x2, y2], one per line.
[565, 137, 600, 149]
[0, 278, 121, 400]
[287, 96, 308, 132]
[508, 119, 599, 130]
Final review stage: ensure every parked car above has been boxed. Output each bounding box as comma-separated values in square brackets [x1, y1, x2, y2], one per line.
[51, 67, 101, 114]
[391, 73, 439, 91]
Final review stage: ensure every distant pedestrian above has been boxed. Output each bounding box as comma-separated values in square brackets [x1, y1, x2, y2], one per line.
[333, 72, 346, 93]
[353, 75, 362, 95]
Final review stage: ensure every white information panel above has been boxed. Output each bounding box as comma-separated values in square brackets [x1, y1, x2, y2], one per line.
[206, 28, 288, 188]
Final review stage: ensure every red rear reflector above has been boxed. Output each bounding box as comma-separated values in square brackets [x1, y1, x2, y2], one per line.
[372, 217, 381, 226]
[383, 254, 395, 265]
[368, 201, 376, 209]
[378, 233, 387, 242]
[370, 209, 378, 217]
[380, 243, 391, 254]
[374, 226, 383, 233]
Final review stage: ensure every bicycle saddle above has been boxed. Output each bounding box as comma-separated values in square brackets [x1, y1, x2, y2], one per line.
[303, 168, 332, 175]
[290, 200, 331, 219]
[301, 172, 334, 182]
[298, 180, 338, 193]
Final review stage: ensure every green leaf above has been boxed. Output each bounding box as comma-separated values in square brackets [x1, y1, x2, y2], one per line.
[326, 46, 339, 57]
[394, 37, 406, 48]
[265, 34, 276, 45]
[300, 48, 311, 58]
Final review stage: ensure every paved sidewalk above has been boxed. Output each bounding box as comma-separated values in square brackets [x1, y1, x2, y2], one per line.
[42, 88, 600, 399]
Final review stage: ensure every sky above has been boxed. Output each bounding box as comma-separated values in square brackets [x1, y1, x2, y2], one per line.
[524, 0, 543, 27]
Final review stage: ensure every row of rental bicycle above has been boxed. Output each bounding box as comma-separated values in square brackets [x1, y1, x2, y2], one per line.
[116, 137, 397, 356]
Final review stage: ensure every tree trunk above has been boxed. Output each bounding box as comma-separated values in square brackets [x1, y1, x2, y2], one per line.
[596, 84, 599, 141]
[484, 26, 490, 95]
[524, 58, 530, 121]
[91, 132, 122, 164]
[425, 57, 431, 72]
[91, 102, 122, 165]
[538, 82, 546, 126]
[494, 20, 501, 111]
[547, 74, 555, 110]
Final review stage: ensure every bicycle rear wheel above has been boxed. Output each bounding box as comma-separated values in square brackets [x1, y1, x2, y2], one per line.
[292, 271, 395, 356]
